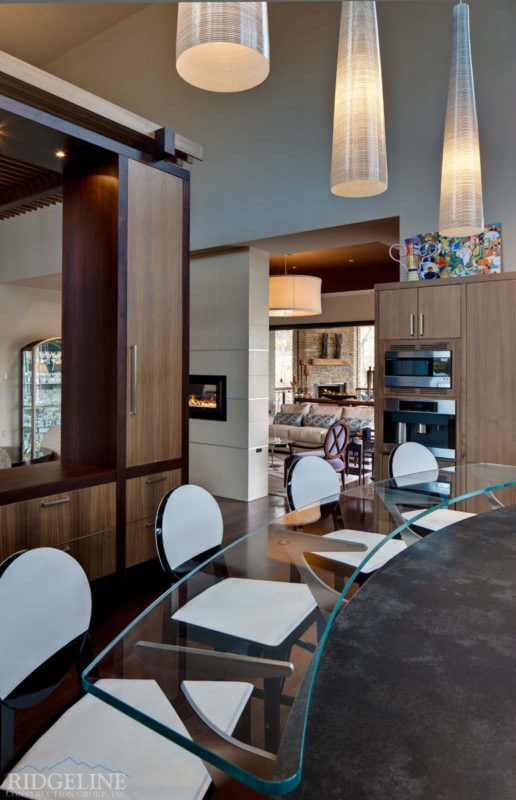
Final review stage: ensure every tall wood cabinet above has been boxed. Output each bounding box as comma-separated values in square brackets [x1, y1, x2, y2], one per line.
[375, 272, 516, 510]
[0, 57, 199, 580]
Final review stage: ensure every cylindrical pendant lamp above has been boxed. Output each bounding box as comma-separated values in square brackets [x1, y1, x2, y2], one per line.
[439, 2, 484, 237]
[176, 2, 270, 93]
[331, 1, 387, 198]
[269, 276, 322, 318]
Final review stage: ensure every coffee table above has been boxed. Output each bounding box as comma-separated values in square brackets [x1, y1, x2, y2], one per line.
[269, 435, 289, 466]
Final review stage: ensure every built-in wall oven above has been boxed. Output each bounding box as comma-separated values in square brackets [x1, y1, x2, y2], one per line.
[385, 350, 452, 390]
[384, 398, 456, 460]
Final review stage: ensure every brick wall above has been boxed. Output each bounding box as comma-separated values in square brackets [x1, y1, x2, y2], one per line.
[294, 327, 358, 396]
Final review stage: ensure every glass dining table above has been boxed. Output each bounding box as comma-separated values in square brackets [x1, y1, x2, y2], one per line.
[81, 463, 516, 797]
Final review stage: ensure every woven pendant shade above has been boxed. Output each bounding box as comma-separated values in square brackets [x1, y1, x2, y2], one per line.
[269, 276, 322, 318]
[439, 2, 483, 237]
[176, 2, 270, 93]
[331, 1, 387, 198]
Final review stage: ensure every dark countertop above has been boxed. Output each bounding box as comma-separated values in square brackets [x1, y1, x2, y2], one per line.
[285, 506, 516, 800]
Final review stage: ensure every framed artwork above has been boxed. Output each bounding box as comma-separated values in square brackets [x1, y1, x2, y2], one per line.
[408, 223, 502, 280]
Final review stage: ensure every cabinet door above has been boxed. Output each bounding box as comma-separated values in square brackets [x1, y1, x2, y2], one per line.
[126, 469, 181, 567]
[126, 160, 185, 468]
[377, 288, 418, 340]
[417, 284, 462, 339]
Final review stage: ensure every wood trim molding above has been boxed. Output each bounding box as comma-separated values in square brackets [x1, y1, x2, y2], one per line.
[0, 50, 202, 163]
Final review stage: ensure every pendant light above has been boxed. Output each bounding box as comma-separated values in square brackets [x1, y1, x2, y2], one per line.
[176, 2, 270, 93]
[331, 1, 387, 198]
[439, 1, 484, 237]
[269, 257, 322, 318]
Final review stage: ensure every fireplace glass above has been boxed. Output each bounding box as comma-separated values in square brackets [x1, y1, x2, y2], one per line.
[189, 375, 227, 421]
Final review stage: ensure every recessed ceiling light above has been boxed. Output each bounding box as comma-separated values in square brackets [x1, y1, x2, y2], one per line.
[54, 150, 66, 159]
[348, 258, 355, 263]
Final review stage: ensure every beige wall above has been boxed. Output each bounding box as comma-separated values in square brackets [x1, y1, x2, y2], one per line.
[189, 248, 269, 501]
[45, 1, 516, 268]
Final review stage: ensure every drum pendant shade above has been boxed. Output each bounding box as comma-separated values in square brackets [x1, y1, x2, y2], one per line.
[176, 2, 270, 93]
[331, 1, 387, 198]
[269, 276, 322, 318]
[439, 2, 484, 237]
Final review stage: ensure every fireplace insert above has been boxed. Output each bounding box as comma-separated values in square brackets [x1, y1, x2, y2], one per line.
[188, 375, 227, 421]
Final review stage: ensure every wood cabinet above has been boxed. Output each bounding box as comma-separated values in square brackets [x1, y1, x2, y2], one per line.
[0, 483, 116, 579]
[375, 274, 516, 505]
[377, 283, 462, 340]
[125, 160, 185, 469]
[125, 469, 181, 567]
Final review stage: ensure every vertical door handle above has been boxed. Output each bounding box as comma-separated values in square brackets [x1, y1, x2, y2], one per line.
[409, 313, 415, 336]
[130, 344, 138, 416]
[419, 312, 424, 336]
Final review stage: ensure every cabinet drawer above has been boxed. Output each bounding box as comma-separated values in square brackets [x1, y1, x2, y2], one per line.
[126, 518, 158, 568]
[24, 483, 116, 547]
[64, 528, 116, 581]
[126, 469, 181, 523]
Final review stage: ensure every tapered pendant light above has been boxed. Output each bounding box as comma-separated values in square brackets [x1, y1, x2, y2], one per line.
[176, 2, 270, 93]
[439, 2, 484, 237]
[331, 1, 387, 198]
[269, 256, 322, 318]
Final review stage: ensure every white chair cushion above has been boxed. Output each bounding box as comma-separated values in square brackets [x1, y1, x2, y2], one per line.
[0, 679, 211, 800]
[321, 530, 406, 573]
[182, 681, 253, 737]
[172, 578, 317, 648]
[401, 507, 475, 532]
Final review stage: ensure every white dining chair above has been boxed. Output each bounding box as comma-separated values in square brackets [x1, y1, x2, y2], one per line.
[155, 484, 320, 751]
[388, 442, 475, 533]
[286, 456, 407, 577]
[0, 547, 250, 800]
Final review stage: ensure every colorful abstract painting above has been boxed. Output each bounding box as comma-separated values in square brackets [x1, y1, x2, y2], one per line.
[408, 223, 502, 280]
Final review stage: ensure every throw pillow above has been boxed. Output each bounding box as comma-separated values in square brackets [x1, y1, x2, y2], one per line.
[347, 417, 375, 432]
[273, 412, 304, 426]
[304, 413, 337, 429]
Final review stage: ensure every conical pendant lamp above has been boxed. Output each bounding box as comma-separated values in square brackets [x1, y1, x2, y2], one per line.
[331, 1, 387, 198]
[176, 2, 270, 93]
[439, 2, 484, 237]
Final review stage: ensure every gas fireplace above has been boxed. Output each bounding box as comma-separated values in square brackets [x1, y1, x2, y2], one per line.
[188, 375, 227, 421]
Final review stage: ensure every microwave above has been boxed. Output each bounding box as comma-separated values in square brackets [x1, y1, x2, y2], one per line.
[385, 350, 452, 389]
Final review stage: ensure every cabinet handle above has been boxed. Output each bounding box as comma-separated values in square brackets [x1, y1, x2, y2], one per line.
[41, 497, 71, 508]
[130, 344, 138, 416]
[409, 313, 415, 336]
[145, 475, 167, 485]
[145, 521, 155, 528]
[419, 312, 424, 336]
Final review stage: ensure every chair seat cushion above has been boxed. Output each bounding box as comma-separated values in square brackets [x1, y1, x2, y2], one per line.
[172, 578, 317, 648]
[321, 530, 406, 573]
[401, 507, 475, 532]
[1, 679, 211, 800]
[182, 680, 253, 737]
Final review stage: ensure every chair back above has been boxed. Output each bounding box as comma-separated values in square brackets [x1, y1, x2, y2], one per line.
[323, 420, 350, 459]
[0, 548, 91, 703]
[389, 442, 439, 483]
[287, 455, 341, 510]
[155, 484, 224, 573]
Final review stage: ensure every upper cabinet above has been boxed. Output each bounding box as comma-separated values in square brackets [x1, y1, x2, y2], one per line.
[125, 160, 186, 469]
[377, 283, 462, 341]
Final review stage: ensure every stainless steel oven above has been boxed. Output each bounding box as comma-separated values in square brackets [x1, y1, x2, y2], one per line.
[385, 350, 452, 389]
[383, 398, 456, 460]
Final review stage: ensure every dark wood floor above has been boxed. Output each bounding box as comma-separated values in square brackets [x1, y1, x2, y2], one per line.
[11, 492, 289, 800]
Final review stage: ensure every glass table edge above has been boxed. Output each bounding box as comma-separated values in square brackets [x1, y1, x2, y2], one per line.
[81, 465, 516, 794]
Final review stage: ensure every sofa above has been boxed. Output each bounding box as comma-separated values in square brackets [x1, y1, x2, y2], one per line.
[269, 402, 374, 448]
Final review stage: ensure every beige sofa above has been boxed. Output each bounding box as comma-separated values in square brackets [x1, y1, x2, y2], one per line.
[269, 403, 374, 448]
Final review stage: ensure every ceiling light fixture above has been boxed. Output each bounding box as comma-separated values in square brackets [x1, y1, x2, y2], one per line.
[54, 150, 66, 159]
[269, 256, 322, 318]
[439, 1, 483, 237]
[331, 0, 387, 198]
[176, 2, 270, 93]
